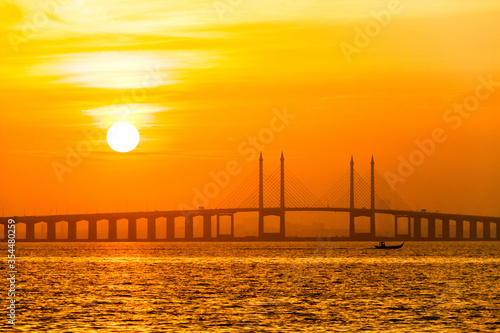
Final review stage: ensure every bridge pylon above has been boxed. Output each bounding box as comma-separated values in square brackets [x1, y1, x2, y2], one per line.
[258, 152, 264, 238]
[370, 156, 375, 238]
[258, 152, 286, 240]
[349, 156, 355, 238]
[280, 152, 286, 238]
[349, 156, 376, 240]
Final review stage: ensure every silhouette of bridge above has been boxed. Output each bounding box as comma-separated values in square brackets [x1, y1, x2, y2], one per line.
[2, 153, 499, 242]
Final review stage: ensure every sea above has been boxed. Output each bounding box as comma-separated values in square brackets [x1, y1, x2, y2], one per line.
[1, 241, 499, 332]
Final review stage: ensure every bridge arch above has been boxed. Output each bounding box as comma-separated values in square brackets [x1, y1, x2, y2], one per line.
[174, 216, 185, 239]
[116, 218, 128, 239]
[75, 220, 89, 239]
[155, 217, 167, 239]
[435, 219, 443, 238]
[448, 219, 456, 238]
[263, 215, 280, 234]
[477, 221, 484, 239]
[352, 216, 371, 236]
[34, 221, 48, 240]
[55, 220, 69, 239]
[193, 215, 203, 238]
[136, 218, 148, 239]
[491, 223, 498, 239]
[374, 213, 392, 237]
[218, 215, 233, 236]
[13, 222, 27, 239]
[96, 219, 109, 240]
[463, 220, 471, 239]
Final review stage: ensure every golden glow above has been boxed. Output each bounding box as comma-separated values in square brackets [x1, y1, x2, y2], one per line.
[34, 51, 171, 89]
[82, 104, 165, 129]
[0, 0, 499, 218]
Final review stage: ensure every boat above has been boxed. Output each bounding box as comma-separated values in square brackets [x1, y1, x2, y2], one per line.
[375, 241, 404, 249]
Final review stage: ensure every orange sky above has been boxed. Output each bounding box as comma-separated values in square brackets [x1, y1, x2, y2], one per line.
[1, 0, 500, 218]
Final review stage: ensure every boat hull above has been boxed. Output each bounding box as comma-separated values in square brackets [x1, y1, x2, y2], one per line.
[375, 242, 404, 249]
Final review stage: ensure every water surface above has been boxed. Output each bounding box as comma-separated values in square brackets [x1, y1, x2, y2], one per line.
[1, 241, 499, 332]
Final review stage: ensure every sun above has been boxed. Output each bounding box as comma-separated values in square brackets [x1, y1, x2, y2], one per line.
[107, 122, 140, 153]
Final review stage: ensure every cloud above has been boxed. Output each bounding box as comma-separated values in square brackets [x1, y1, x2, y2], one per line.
[0, 2, 23, 28]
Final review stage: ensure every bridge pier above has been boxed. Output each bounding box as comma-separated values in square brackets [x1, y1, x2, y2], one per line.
[442, 219, 450, 240]
[108, 220, 117, 241]
[185, 216, 193, 240]
[394, 216, 398, 237]
[216, 214, 220, 238]
[203, 214, 212, 239]
[279, 212, 285, 239]
[258, 216, 264, 239]
[349, 214, 355, 238]
[128, 219, 137, 241]
[147, 218, 156, 241]
[370, 214, 375, 239]
[166, 217, 175, 241]
[456, 219, 463, 239]
[1, 220, 8, 241]
[407, 217, 411, 237]
[413, 217, 421, 239]
[47, 221, 56, 241]
[68, 220, 77, 241]
[483, 221, 490, 240]
[89, 220, 97, 241]
[470, 220, 477, 240]
[428, 218, 436, 240]
[231, 214, 235, 238]
[26, 222, 35, 241]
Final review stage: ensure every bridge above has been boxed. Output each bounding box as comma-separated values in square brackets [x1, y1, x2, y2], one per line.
[1, 153, 499, 242]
